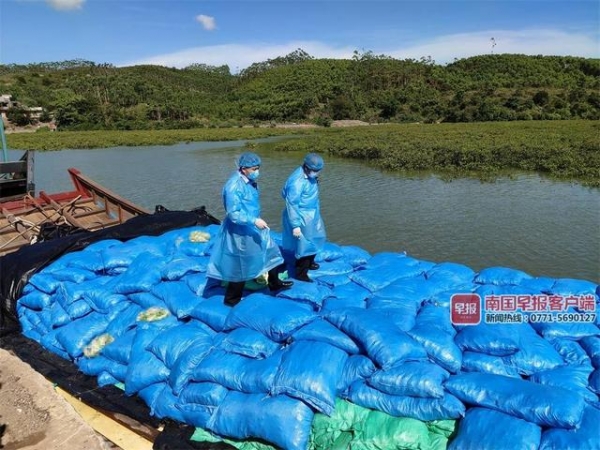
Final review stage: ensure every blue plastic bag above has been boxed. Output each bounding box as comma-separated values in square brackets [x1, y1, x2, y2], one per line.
[102, 330, 135, 364]
[529, 365, 596, 402]
[292, 318, 360, 354]
[454, 323, 520, 356]
[112, 252, 166, 294]
[192, 348, 283, 394]
[127, 292, 165, 309]
[78, 355, 119, 377]
[346, 380, 465, 421]
[189, 296, 231, 332]
[426, 262, 476, 287]
[461, 351, 520, 378]
[146, 321, 214, 368]
[549, 278, 598, 296]
[98, 371, 121, 387]
[336, 355, 377, 395]
[315, 242, 344, 262]
[579, 336, 600, 368]
[18, 290, 52, 311]
[161, 255, 207, 281]
[151, 384, 187, 423]
[40, 328, 69, 359]
[550, 338, 593, 366]
[366, 296, 418, 331]
[350, 256, 424, 292]
[501, 325, 564, 375]
[445, 372, 586, 428]
[531, 321, 600, 341]
[272, 341, 348, 415]
[85, 292, 127, 315]
[326, 307, 427, 369]
[367, 361, 450, 398]
[182, 272, 208, 295]
[316, 273, 352, 288]
[55, 312, 109, 358]
[414, 303, 456, 336]
[474, 266, 532, 286]
[539, 404, 600, 450]
[340, 245, 371, 268]
[223, 293, 317, 342]
[124, 327, 171, 395]
[589, 369, 600, 394]
[28, 272, 62, 294]
[375, 275, 440, 305]
[408, 325, 462, 373]
[216, 327, 280, 359]
[99, 241, 161, 269]
[105, 303, 142, 338]
[178, 381, 228, 406]
[448, 407, 541, 450]
[275, 281, 333, 309]
[331, 281, 371, 303]
[207, 391, 314, 450]
[169, 339, 215, 395]
[151, 280, 201, 319]
[310, 260, 354, 277]
[176, 403, 215, 428]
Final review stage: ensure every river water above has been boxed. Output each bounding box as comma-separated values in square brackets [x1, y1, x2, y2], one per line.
[13, 139, 600, 282]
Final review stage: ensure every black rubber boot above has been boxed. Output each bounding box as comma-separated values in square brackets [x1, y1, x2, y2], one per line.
[309, 254, 320, 270]
[224, 281, 245, 306]
[295, 256, 312, 282]
[268, 264, 293, 292]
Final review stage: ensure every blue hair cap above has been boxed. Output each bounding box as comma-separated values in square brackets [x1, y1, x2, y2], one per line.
[238, 152, 261, 168]
[304, 153, 324, 171]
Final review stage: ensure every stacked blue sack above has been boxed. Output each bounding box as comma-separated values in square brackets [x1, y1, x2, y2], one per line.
[16, 224, 600, 450]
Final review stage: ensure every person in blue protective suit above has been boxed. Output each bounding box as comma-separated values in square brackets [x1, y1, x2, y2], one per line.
[281, 153, 326, 282]
[207, 152, 292, 306]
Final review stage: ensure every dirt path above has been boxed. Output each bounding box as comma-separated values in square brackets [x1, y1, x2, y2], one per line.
[0, 348, 112, 450]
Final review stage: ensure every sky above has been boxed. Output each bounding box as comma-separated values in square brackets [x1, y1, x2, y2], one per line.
[0, 0, 598, 71]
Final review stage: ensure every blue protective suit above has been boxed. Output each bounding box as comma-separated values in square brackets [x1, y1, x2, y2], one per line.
[281, 166, 327, 259]
[207, 171, 283, 282]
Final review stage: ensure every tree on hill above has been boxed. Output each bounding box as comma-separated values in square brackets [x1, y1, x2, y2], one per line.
[0, 53, 598, 130]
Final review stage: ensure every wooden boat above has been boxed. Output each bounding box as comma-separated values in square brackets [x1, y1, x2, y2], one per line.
[0, 151, 150, 256]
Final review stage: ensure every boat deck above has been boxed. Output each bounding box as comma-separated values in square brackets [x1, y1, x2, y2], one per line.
[0, 165, 150, 256]
[0, 192, 140, 255]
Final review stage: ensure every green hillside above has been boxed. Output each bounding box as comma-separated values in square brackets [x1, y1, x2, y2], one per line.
[1, 51, 598, 130]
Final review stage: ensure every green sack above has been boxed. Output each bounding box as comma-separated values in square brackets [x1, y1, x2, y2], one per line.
[330, 431, 353, 450]
[427, 419, 457, 438]
[429, 433, 449, 450]
[190, 427, 275, 450]
[311, 399, 369, 449]
[353, 410, 431, 450]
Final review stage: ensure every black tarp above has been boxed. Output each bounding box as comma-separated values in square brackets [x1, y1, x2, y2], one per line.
[0, 206, 237, 450]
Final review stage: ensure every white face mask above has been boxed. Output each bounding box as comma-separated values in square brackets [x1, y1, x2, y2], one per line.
[308, 171, 319, 179]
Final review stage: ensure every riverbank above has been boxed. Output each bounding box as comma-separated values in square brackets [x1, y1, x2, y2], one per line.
[6, 120, 599, 187]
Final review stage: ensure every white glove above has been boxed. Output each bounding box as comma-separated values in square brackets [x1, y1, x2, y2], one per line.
[255, 218, 269, 229]
[293, 227, 302, 238]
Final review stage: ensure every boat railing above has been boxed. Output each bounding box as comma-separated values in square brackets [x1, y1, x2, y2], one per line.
[0, 117, 35, 201]
[0, 151, 35, 201]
